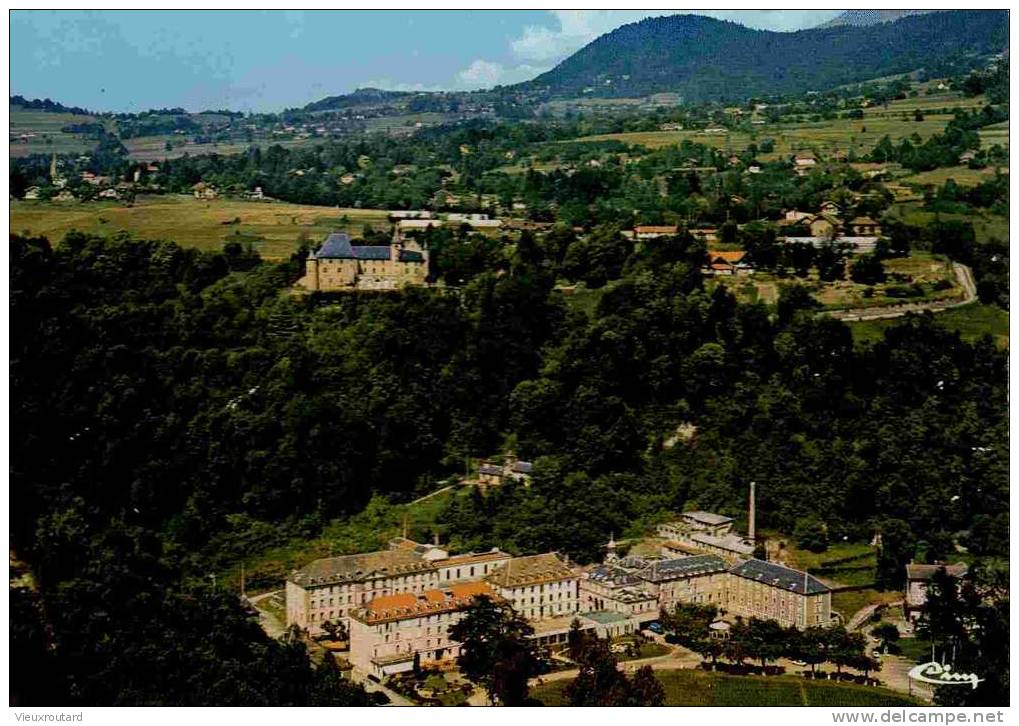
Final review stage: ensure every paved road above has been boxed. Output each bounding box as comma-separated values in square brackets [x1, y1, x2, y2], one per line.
[846, 599, 902, 632]
[247, 589, 286, 639]
[827, 262, 977, 322]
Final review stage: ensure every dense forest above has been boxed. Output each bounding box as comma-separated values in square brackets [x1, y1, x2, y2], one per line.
[11, 212, 1008, 703]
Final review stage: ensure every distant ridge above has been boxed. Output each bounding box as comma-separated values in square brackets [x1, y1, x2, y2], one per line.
[817, 10, 938, 28]
[523, 10, 1007, 101]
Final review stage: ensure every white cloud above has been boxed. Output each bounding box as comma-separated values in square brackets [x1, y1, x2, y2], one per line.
[454, 59, 544, 90]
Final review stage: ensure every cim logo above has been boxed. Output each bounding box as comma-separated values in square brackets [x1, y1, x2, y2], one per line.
[908, 662, 984, 690]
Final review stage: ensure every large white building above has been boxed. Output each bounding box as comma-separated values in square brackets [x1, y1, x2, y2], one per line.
[484, 553, 580, 621]
[348, 581, 499, 678]
[286, 540, 512, 635]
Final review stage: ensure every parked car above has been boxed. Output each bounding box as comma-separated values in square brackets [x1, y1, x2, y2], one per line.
[647, 622, 664, 634]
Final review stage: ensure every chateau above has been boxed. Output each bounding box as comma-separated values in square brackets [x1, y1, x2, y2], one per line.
[297, 231, 428, 291]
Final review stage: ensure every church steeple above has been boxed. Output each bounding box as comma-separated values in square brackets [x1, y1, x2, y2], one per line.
[605, 533, 618, 563]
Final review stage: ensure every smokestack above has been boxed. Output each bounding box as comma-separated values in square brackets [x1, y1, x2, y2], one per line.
[748, 481, 756, 542]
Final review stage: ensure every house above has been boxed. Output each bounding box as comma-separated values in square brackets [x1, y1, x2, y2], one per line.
[98, 188, 119, 200]
[808, 214, 840, 238]
[286, 540, 512, 635]
[689, 227, 719, 244]
[22, 186, 41, 200]
[905, 562, 969, 621]
[485, 553, 580, 621]
[192, 182, 218, 199]
[348, 581, 501, 678]
[794, 153, 817, 168]
[705, 250, 752, 276]
[819, 201, 842, 216]
[53, 189, 76, 202]
[958, 150, 977, 164]
[784, 210, 811, 223]
[297, 232, 428, 292]
[633, 225, 678, 240]
[849, 216, 882, 236]
[248, 186, 264, 200]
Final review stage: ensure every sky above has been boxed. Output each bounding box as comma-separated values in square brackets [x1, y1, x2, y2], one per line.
[10, 10, 844, 113]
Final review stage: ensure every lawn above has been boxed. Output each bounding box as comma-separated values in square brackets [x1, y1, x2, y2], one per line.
[885, 203, 1009, 244]
[899, 165, 1008, 187]
[532, 669, 920, 706]
[10, 195, 393, 260]
[848, 303, 1010, 349]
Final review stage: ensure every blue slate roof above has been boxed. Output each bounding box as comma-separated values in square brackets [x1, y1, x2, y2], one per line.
[316, 232, 354, 258]
[512, 461, 533, 474]
[729, 559, 830, 595]
[638, 554, 728, 583]
[314, 233, 392, 260]
[355, 246, 392, 260]
[398, 249, 425, 262]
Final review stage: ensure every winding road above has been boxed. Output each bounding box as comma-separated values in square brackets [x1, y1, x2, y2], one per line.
[827, 262, 976, 322]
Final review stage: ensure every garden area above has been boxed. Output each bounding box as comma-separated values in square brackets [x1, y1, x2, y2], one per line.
[386, 669, 475, 707]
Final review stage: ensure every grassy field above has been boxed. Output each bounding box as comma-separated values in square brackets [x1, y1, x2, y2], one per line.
[885, 202, 1009, 243]
[532, 670, 920, 706]
[567, 91, 988, 159]
[979, 121, 1008, 152]
[9, 108, 106, 158]
[848, 303, 1010, 349]
[222, 484, 466, 594]
[832, 589, 903, 621]
[709, 252, 961, 311]
[10, 195, 392, 260]
[900, 165, 1008, 187]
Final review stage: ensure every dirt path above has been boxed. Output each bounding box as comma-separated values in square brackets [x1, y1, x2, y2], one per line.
[827, 262, 976, 322]
[407, 484, 455, 506]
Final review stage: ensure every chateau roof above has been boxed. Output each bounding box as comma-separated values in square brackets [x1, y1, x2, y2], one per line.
[486, 553, 575, 588]
[312, 232, 391, 260]
[290, 548, 433, 587]
[729, 559, 830, 595]
[638, 554, 729, 582]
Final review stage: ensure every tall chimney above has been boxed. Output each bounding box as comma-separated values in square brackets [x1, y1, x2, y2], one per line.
[748, 481, 756, 542]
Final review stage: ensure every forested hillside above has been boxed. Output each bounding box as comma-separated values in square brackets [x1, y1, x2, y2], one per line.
[526, 11, 1007, 100]
[11, 221, 1008, 702]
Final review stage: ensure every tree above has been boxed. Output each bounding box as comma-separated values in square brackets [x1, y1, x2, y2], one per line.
[794, 515, 829, 552]
[870, 622, 901, 654]
[875, 519, 916, 590]
[850, 253, 886, 285]
[630, 665, 666, 706]
[566, 638, 633, 706]
[448, 595, 541, 706]
[792, 627, 829, 676]
[567, 617, 588, 662]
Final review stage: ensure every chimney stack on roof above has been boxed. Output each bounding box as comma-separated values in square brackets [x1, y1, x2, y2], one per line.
[748, 481, 756, 542]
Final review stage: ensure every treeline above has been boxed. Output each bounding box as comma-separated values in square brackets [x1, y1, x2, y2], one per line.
[10, 94, 93, 115]
[868, 105, 1008, 171]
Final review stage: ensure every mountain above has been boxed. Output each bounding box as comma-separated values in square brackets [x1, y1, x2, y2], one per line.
[524, 10, 1008, 102]
[817, 10, 936, 28]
